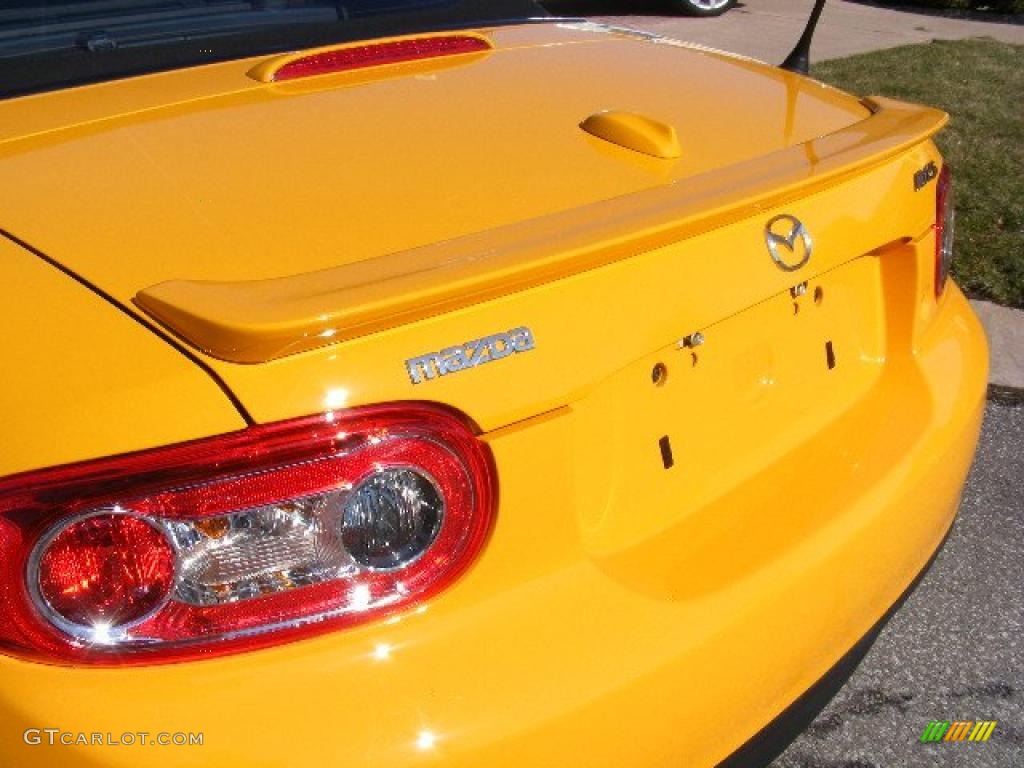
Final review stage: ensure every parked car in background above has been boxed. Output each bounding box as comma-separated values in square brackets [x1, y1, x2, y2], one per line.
[665, 0, 738, 16]
[0, 1, 985, 766]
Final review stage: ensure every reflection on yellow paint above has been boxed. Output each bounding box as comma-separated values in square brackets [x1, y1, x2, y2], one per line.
[415, 730, 437, 751]
[323, 387, 349, 410]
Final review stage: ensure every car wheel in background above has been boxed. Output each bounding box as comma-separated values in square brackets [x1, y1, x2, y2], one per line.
[665, 0, 737, 16]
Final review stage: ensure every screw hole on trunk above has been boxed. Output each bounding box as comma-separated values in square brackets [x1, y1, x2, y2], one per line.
[814, 286, 824, 305]
[826, 340, 836, 370]
[652, 362, 668, 386]
[659, 436, 674, 469]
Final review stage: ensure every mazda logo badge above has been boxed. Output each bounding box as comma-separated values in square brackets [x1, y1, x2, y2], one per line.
[764, 214, 812, 272]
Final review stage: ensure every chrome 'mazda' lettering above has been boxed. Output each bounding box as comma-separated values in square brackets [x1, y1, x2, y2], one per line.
[405, 327, 535, 384]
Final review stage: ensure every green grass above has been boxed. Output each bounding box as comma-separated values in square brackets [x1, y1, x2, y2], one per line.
[813, 38, 1024, 308]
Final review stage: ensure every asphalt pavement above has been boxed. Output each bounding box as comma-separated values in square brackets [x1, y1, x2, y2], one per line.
[772, 402, 1024, 767]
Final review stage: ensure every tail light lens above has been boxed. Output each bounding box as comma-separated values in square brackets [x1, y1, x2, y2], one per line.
[0, 403, 495, 665]
[934, 163, 955, 297]
[36, 514, 176, 630]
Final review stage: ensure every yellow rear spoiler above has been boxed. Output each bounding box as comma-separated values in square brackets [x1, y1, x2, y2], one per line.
[135, 97, 947, 364]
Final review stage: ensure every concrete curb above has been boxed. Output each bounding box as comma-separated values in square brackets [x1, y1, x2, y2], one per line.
[970, 299, 1024, 403]
[988, 385, 1024, 406]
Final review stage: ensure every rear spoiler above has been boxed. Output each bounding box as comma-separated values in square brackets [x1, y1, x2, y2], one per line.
[135, 97, 946, 364]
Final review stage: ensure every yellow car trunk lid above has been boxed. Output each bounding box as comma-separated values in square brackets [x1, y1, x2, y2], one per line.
[0, 22, 948, 433]
[0, 23, 866, 310]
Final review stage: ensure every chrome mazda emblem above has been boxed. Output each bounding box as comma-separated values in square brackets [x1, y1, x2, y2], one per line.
[764, 214, 812, 272]
[405, 327, 535, 385]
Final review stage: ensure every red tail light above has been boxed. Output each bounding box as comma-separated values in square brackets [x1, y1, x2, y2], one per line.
[269, 35, 492, 82]
[934, 163, 954, 297]
[35, 514, 176, 630]
[0, 403, 495, 665]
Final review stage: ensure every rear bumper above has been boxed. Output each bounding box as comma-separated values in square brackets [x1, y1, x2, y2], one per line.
[0, 283, 987, 768]
[718, 510, 955, 768]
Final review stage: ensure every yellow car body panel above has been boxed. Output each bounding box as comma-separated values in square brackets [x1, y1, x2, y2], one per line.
[0, 18, 988, 768]
[0, 236, 247, 476]
[0, 279, 987, 768]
